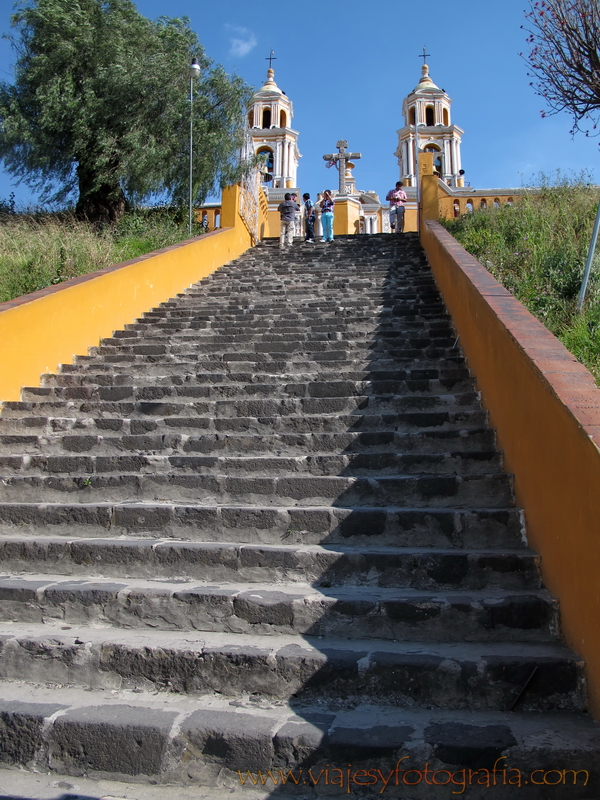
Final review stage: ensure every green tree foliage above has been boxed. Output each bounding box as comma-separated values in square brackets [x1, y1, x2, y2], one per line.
[442, 176, 600, 381]
[0, 0, 254, 223]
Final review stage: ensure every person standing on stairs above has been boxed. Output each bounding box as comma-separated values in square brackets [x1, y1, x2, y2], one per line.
[278, 193, 300, 249]
[386, 181, 407, 233]
[320, 189, 334, 242]
[303, 193, 316, 244]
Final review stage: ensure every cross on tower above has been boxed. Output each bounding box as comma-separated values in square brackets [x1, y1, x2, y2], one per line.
[266, 50, 276, 69]
[322, 140, 362, 195]
[419, 46, 430, 65]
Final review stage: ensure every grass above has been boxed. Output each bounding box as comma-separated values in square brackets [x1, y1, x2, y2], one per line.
[0, 207, 205, 304]
[441, 176, 600, 382]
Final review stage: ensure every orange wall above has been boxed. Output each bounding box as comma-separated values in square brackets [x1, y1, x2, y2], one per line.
[421, 219, 600, 716]
[0, 184, 261, 403]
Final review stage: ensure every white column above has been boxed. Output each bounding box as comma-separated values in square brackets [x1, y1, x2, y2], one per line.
[275, 141, 282, 185]
[290, 143, 297, 184]
[443, 139, 451, 178]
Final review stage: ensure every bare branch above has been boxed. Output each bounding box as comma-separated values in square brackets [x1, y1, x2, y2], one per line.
[523, 0, 600, 136]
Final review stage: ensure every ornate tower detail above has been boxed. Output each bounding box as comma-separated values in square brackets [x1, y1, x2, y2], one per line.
[395, 60, 464, 187]
[247, 58, 300, 191]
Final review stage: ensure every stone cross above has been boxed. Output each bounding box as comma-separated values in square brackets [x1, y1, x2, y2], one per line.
[322, 140, 362, 195]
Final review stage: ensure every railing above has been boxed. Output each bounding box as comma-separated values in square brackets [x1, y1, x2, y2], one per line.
[239, 169, 261, 244]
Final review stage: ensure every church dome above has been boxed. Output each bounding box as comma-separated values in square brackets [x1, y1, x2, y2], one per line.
[413, 63, 441, 94]
[252, 68, 283, 98]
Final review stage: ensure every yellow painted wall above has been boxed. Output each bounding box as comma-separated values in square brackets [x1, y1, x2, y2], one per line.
[439, 191, 518, 220]
[334, 198, 361, 236]
[0, 184, 263, 403]
[421, 219, 600, 718]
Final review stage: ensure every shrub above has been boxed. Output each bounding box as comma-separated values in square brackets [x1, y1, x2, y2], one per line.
[442, 177, 600, 382]
[0, 208, 204, 303]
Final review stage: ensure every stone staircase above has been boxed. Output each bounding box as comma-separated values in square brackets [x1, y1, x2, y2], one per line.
[0, 233, 597, 798]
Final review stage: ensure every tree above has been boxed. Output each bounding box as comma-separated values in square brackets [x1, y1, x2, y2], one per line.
[0, 0, 254, 223]
[523, 0, 600, 138]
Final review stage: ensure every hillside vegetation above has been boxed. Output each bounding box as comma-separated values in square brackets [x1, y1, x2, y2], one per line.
[0, 209, 204, 303]
[441, 179, 600, 382]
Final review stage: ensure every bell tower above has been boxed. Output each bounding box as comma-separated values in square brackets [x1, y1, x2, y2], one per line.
[395, 59, 464, 187]
[247, 55, 300, 192]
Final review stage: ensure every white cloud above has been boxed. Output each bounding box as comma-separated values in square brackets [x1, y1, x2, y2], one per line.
[226, 25, 257, 58]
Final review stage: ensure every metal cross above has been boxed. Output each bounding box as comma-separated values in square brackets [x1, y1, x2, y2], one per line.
[322, 140, 362, 195]
[419, 46, 430, 65]
[266, 50, 276, 69]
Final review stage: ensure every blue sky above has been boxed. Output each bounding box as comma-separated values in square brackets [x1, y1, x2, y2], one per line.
[1, 0, 599, 208]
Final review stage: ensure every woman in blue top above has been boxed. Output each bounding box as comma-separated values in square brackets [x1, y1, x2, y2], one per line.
[320, 189, 334, 242]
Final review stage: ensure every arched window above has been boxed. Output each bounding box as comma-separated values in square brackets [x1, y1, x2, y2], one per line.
[442, 108, 449, 126]
[506, 197, 514, 206]
[409, 106, 416, 125]
[262, 108, 271, 129]
[425, 144, 442, 175]
[480, 199, 487, 210]
[425, 106, 435, 126]
[257, 147, 274, 182]
[494, 198, 501, 208]
[466, 199, 474, 213]
[453, 200, 460, 218]
[279, 110, 287, 128]
[247, 110, 254, 128]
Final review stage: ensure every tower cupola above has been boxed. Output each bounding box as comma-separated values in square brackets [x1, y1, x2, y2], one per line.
[247, 56, 300, 190]
[395, 60, 464, 187]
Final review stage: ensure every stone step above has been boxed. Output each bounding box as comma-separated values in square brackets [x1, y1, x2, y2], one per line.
[0, 472, 513, 506]
[122, 324, 453, 340]
[0, 574, 557, 641]
[71, 355, 468, 373]
[0, 624, 583, 712]
[20, 381, 478, 404]
[0, 428, 497, 457]
[112, 319, 454, 336]
[0, 451, 502, 478]
[0, 682, 596, 795]
[0, 537, 539, 590]
[0, 410, 489, 436]
[0, 503, 524, 548]
[86, 342, 460, 359]
[55, 363, 469, 380]
[26, 378, 478, 407]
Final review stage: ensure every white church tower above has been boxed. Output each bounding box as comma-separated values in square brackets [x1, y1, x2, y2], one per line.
[247, 57, 300, 192]
[395, 60, 464, 188]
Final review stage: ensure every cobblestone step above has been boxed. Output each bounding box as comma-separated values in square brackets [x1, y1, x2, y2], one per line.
[0, 625, 582, 712]
[0, 503, 524, 547]
[0, 472, 513, 506]
[0, 428, 496, 457]
[14, 392, 480, 415]
[0, 682, 597, 798]
[33, 376, 477, 398]
[0, 574, 557, 641]
[0, 537, 540, 589]
[0, 451, 502, 477]
[0, 412, 489, 437]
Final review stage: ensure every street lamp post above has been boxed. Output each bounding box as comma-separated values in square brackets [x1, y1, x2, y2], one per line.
[189, 57, 200, 237]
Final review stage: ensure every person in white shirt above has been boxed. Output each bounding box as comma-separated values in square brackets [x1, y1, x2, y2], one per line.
[385, 181, 407, 233]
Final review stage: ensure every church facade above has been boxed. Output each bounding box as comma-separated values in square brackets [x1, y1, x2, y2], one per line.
[226, 58, 527, 237]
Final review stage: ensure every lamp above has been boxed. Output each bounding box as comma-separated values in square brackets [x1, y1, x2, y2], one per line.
[189, 58, 200, 236]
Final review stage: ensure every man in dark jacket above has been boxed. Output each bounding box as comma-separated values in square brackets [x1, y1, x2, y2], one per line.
[278, 193, 300, 249]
